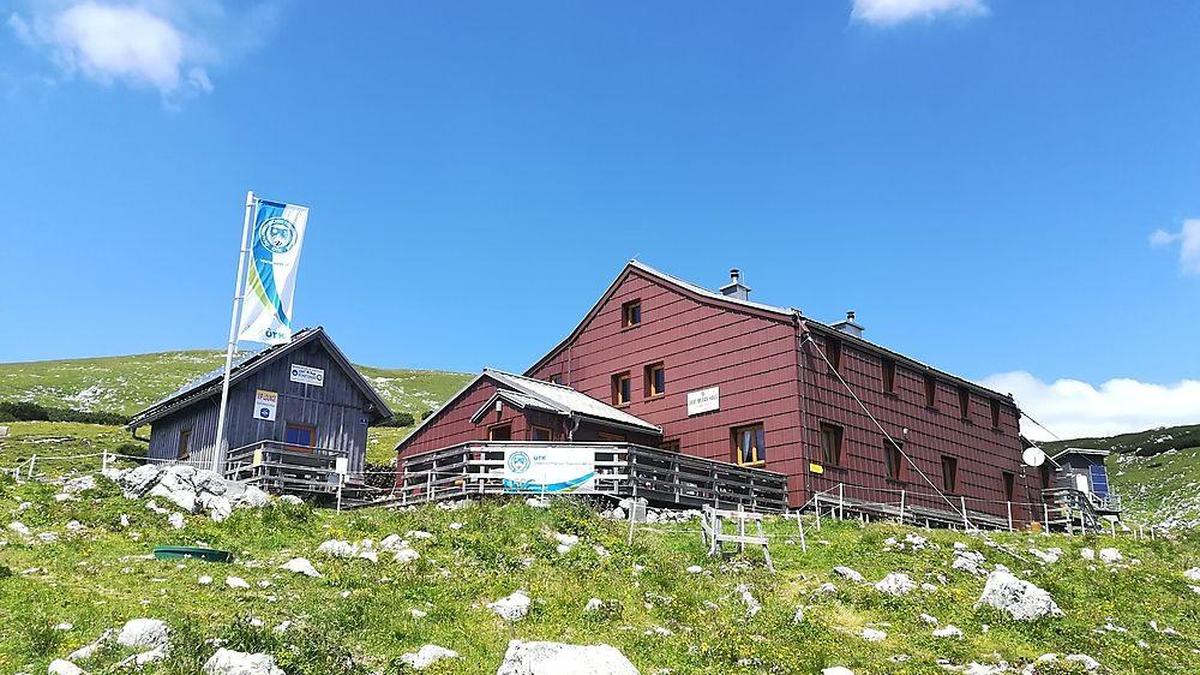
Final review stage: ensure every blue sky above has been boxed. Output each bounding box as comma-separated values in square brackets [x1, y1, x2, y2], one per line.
[1, 0, 1198, 438]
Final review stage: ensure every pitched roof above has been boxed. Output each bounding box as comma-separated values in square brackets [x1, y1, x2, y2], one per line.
[1051, 446, 1111, 460]
[525, 259, 1016, 404]
[395, 368, 662, 451]
[127, 327, 393, 429]
[482, 369, 661, 433]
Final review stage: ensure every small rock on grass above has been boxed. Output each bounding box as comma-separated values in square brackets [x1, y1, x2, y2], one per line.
[226, 576, 251, 589]
[488, 590, 532, 621]
[933, 625, 963, 639]
[833, 566, 865, 583]
[203, 648, 285, 675]
[496, 640, 637, 675]
[401, 645, 459, 670]
[860, 627, 886, 642]
[47, 659, 85, 675]
[280, 558, 321, 577]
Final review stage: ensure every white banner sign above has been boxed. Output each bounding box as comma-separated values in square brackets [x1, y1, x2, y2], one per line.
[503, 446, 596, 493]
[253, 389, 278, 421]
[238, 198, 309, 345]
[290, 364, 325, 387]
[686, 386, 720, 416]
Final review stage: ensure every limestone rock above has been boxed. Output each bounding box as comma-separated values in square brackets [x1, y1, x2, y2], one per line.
[47, 660, 84, 675]
[496, 640, 638, 675]
[117, 618, 170, 651]
[976, 569, 1063, 621]
[833, 566, 865, 583]
[400, 644, 459, 670]
[280, 558, 321, 577]
[488, 590, 532, 621]
[874, 572, 916, 596]
[202, 648, 286, 675]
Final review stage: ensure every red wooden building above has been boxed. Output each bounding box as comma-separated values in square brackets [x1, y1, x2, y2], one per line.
[398, 261, 1037, 525]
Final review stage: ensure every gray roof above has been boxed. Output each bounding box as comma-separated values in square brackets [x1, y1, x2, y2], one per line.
[481, 369, 662, 433]
[1051, 446, 1112, 460]
[127, 326, 393, 429]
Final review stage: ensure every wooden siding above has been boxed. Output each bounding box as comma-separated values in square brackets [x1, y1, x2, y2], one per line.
[524, 266, 1034, 521]
[527, 269, 808, 504]
[801, 329, 1036, 523]
[148, 339, 374, 473]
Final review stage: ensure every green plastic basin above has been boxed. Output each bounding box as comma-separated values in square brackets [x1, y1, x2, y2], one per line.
[153, 546, 234, 563]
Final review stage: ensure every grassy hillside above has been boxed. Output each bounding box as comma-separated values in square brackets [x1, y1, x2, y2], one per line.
[1042, 424, 1200, 529]
[0, 351, 473, 465]
[3, 452, 1200, 674]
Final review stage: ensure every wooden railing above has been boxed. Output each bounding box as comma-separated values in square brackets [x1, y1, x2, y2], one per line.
[396, 442, 789, 512]
[224, 441, 347, 495]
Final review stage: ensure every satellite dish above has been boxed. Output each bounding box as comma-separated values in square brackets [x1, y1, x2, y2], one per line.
[1022, 446, 1047, 467]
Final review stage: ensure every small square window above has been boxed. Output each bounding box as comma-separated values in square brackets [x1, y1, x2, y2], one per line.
[884, 442, 902, 480]
[826, 337, 842, 372]
[644, 363, 665, 397]
[622, 300, 642, 327]
[819, 422, 843, 466]
[881, 358, 896, 394]
[941, 455, 958, 493]
[924, 375, 938, 409]
[958, 386, 970, 420]
[612, 372, 632, 406]
[547, 373, 562, 385]
[489, 424, 512, 441]
[530, 425, 552, 441]
[732, 423, 766, 466]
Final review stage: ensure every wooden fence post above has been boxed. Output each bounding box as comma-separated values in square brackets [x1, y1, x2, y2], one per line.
[1007, 501, 1013, 532]
[960, 496, 968, 529]
[425, 471, 433, 504]
[899, 490, 906, 525]
[837, 484, 844, 521]
[1043, 504, 1049, 532]
[796, 512, 807, 553]
[28, 455, 37, 480]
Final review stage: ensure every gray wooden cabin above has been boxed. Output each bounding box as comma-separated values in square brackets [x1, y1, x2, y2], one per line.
[127, 327, 392, 493]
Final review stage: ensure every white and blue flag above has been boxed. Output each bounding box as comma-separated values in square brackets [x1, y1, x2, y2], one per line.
[237, 198, 308, 345]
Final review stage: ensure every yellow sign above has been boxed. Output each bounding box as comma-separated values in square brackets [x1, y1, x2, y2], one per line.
[809, 462, 824, 474]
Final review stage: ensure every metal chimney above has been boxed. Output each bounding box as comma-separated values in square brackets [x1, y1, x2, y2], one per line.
[719, 268, 751, 301]
[832, 310, 865, 337]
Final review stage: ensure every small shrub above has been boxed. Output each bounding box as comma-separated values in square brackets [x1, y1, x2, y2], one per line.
[114, 441, 147, 459]
[0, 401, 48, 421]
[420, 409, 434, 420]
[378, 412, 416, 427]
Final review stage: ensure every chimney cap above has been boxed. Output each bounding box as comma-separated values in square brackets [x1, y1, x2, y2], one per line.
[719, 267, 751, 300]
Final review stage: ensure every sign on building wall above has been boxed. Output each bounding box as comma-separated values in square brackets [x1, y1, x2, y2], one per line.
[290, 364, 325, 387]
[254, 389, 278, 421]
[686, 386, 720, 416]
[502, 446, 596, 493]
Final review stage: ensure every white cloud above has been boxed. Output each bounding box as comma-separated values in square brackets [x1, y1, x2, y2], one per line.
[979, 371, 1200, 442]
[1150, 220, 1200, 275]
[7, 1, 276, 102]
[851, 0, 989, 26]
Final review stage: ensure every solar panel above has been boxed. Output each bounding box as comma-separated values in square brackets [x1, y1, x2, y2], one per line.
[1089, 464, 1109, 497]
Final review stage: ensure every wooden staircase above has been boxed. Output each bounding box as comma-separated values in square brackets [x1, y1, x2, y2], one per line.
[1042, 487, 1102, 533]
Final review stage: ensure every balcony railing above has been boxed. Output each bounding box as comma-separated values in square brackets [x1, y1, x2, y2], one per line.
[224, 441, 348, 495]
[396, 441, 789, 512]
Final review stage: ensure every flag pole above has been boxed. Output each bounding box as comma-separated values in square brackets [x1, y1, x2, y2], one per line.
[212, 191, 257, 473]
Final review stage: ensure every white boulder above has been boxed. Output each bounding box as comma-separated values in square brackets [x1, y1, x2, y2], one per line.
[64, 475, 97, 494]
[488, 590, 532, 621]
[203, 648, 286, 675]
[317, 540, 359, 558]
[8, 521, 31, 537]
[47, 660, 84, 675]
[976, 569, 1063, 621]
[226, 576, 251, 589]
[1184, 567, 1200, 582]
[400, 645, 459, 670]
[860, 627, 886, 642]
[117, 618, 170, 651]
[496, 640, 638, 675]
[833, 566, 865, 583]
[1098, 548, 1123, 565]
[933, 625, 963, 639]
[280, 558, 321, 577]
[874, 572, 916, 596]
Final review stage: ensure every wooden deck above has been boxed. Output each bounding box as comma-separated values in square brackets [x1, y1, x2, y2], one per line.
[395, 442, 790, 512]
[223, 441, 350, 496]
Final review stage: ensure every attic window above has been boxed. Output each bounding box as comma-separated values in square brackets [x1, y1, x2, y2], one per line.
[547, 373, 562, 385]
[622, 300, 642, 327]
[958, 386, 971, 420]
[924, 375, 938, 409]
[881, 358, 896, 394]
[991, 399, 1002, 429]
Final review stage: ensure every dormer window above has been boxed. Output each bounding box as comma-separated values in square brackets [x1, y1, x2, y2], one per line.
[622, 300, 642, 327]
[826, 337, 842, 372]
